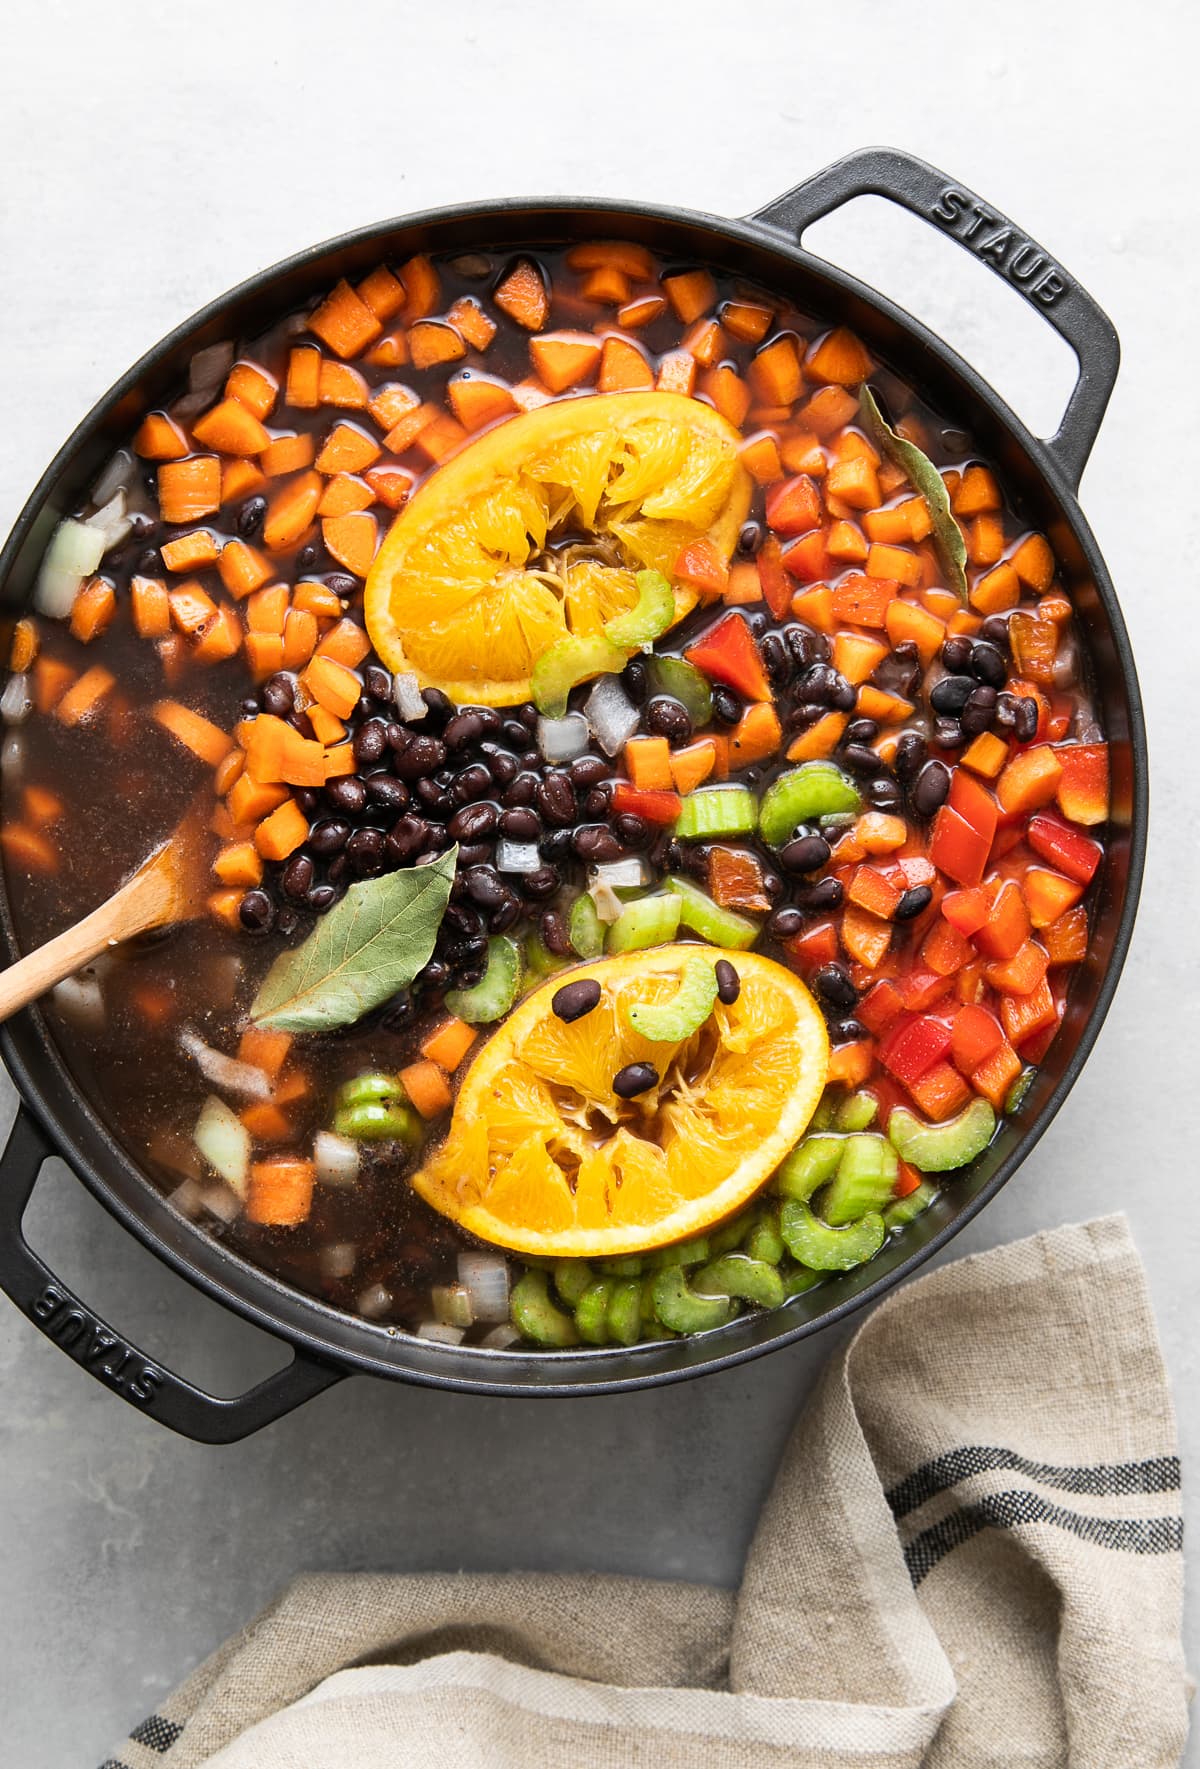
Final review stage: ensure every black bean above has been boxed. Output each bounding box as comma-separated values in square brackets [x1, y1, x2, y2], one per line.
[662, 839, 685, 872]
[346, 828, 385, 874]
[294, 786, 320, 814]
[421, 687, 454, 727]
[622, 657, 649, 704]
[324, 572, 356, 599]
[307, 884, 337, 913]
[780, 833, 831, 873]
[784, 623, 818, 667]
[260, 672, 295, 717]
[979, 613, 1012, 652]
[445, 901, 484, 936]
[536, 771, 576, 826]
[894, 885, 933, 922]
[866, 778, 904, 813]
[451, 762, 493, 804]
[237, 495, 267, 538]
[443, 709, 484, 750]
[499, 806, 540, 841]
[385, 816, 429, 863]
[238, 889, 275, 933]
[644, 697, 693, 743]
[522, 865, 560, 899]
[845, 718, 879, 746]
[553, 978, 602, 1023]
[380, 989, 415, 1030]
[363, 664, 392, 702]
[448, 801, 498, 843]
[785, 702, 825, 733]
[517, 702, 539, 729]
[488, 889, 522, 933]
[569, 755, 608, 789]
[613, 812, 649, 850]
[1015, 697, 1040, 743]
[326, 855, 350, 884]
[995, 691, 1019, 729]
[353, 720, 388, 766]
[813, 963, 858, 1011]
[501, 718, 530, 749]
[737, 519, 764, 557]
[961, 685, 998, 736]
[941, 635, 973, 673]
[969, 641, 1007, 687]
[829, 672, 858, 713]
[797, 876, 844, 912]
[712, 686, 741, 726]
[761, 631, 790, 689]
[394, 734, 446, 779]
[930, 673, 975, 715]
[540, 908, 571, 956]
[421, 959, 451, 993]
[894, 731, 928, 781]
[415, 780, 451, 816]
[842, 743, 886, 777]
[480, 745, 518, 787]
[829, 1018, 868, 1044]
[681, 842, 711, 881]
[326, 775, 368, 816]
[296, 542, 319, 572]
[762, 866, 785, 902]
[714, 959, 741, 1004]
[573, 825, 623, 862]
[932, 717, 964, 749]
[456, 842, 493, 867]
[240, 697, 259, 718]
[540, 827, 574, 862]
[501, 771, 537, 807]
[368, 774, 409, 814]
[767, 905, 806, 940]
[613, 1061, 658, 1099]
[385, 721, 409, 752]
[797, 663, 836, 706]
[287, 708, 315, 738]
[911, 759, 951, 817]
[520, 748, 541, 770]
[464, 865, 506, 908]
[281, 854, 314, 901]
[475, 707, 503, 738]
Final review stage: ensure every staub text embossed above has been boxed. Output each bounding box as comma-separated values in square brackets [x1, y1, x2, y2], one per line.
[31, 1285, 162, 1404]
[930, 186, 1068, 306]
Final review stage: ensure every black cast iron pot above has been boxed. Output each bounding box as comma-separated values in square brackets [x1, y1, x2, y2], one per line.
[0, 149, 1147, 1441]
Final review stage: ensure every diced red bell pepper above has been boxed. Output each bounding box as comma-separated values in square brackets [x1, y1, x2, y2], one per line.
[985, 939, 1049, 996]
[683, 611, 771, 702]
[783, 920, 840, 972]
[1017, 1001, 1064, 1064]
[941, 886, 991, 937]
[830, 572, 897, 629]
[674, 537, 728, 597]
[896, 968, 954, 1012]
[929, 805, 990, 888]
[972, 879, 1030, 961]
[920, 917, 972, 977]
[893, 1160, 924, 1198]
[878, 1014, 952, 1084]
[1027, 812, 1102, 884]
[999, 975, 1057, 1047]
[780, 527, 833, 583]
[1054, 742, 1109, 826]
[707, 845, 770, 911]
[907, 1060, 972, 1121]
[765, 474, 822, 536]
[948, 768, 999, 846]
[950, 1002, 1005, 1073]
[990, 822, 1027, 861]
[858, 977, 905, 1035]
[971, 1038, 1022, 1109]
[897, 854, 937, 890]
[955, 957, 988, 1005]
[847, 863, 904, 919]
[1023, 866, 1084, 928]
[756, 535, 791, 619]
[1044, 904, 1089, 965]
[610, 783, 682, 825]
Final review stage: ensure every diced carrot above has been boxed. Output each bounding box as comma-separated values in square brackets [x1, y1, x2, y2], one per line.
[133, 411, 189, 459]
[795, 386, 855, 440]
[263, 470, 323, 551]
[1000, 975, 1057, 1048]
[624, 736, 673, 792]
[255, 798, 309, 861]
[856, 685, 913, 724]
[206, 888, 244, 930]
[681, 319, 724, 367]
[312, 423, 378, 477]
[831, 572, 895, 629]
[952, 464, 1002, 515]
[854, 813, 907, 855]
[286, 345, 322, 409]
[807, 327, 871, 385]
[160, 530, 219, 573]
[831, 632, 888, 685]
[221, 458, 265, 505]
[826, 519, 868, 563]
[579, 264, 629, 305]
[849, 864, 903, 919]
[246, 1157, 314, 1227]
[156, 634, 187, 686]
[565, 240, 655, 278]
[420, 1016, 478, 1071]
[168, 582, 218, 634]
[996, 745, 1063, 815]
[826, 454, 881, 510]
[281, 607, 319, 671]
[213, 840, 263, 888]
[261, 432, 316, 477]
[192, 398, 272, 456]
[315, 618, 371, 667]
[1044, 903, 1089, 965]
[316, 473, 374, 519]
[306, 702, 344, 745]
[214, 748, 245, 796]
[1023, 867, 1084, 929]
[786, 711, 847, 761]
[864, 542, 921, 590]
[293, 581, 345, 620]
[789, 584, 836, 634]
[959, 730, 1009, 779]
[33, 655, 75, 714]
[907, 1060, 971, 1121]
[728, 702, 781, 766]
[129, 981, 178, 1027]
[967, 513, 1006, 567]
[655, 349, 697, 396]
[779, 430, 826, 476]
[52, 665, 111, 730]
[194, 603, 243, 664]
[0, 823, 56, 871]
[447, 373, 517, 431]
[308, 279, 381, 358]
[723, 562, 761, 605]
[1010, 532, 1056, 592]
[158, 457, 221, 523]
[527, 330, 602, 393]
[408, 319, 468, 371]
[8, 618, 38, 673]
[397, 254, 440, 320]
[225, 360, 278, 419]
[494, 259, 549, 331]
[228, 774, 288, 823]
[69, 578, 117, 644]
[399, 1059, 453, 1119]
[317, 359, 369, 409]
[243, 632, 285, 680]
[749, 334, 803, 406]
[322, 742, 357, 779]
[840, 902, 893, 969]
[416, 413, 469, 463]
[301, 653, 361, 720]
[446, 296, 497, 351]
[20, 783, 60, 827]
[365, 466, 415, 511]
[152, 699, 231, 765]
[920, 915, 972, 976]
[738, 432, 783, 486]
[826, 1040, 875, 1087]
[662, 269, 717, 323]
[240, 710, 331, 786]
[599, 336, 654, 392]
[720, 300, 773, 343]
[1010, 612, 1059, 684]
[880, 598, 942, 668]
[616, 294, 667, 329]
[246, 582, 289, 635]
[238, 1024, 293, 1080]
[968, 561, 1019, 615]
[707, 847, 770, 912]
[668, 739, 717, 795]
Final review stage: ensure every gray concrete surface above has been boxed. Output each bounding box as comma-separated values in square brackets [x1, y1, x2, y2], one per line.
[1, 1, 1195, 1762]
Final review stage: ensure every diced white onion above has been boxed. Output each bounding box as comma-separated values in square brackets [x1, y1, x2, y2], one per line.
[431, 1283, 475, 1329]
[189, 340, 234, 394]
[318, 1242, 358, 1281]
[416, 1321, 466, 1345]
[584, 674, 639, 756]
[314, 1129, 361, 1187]
[201, 1183, 242, 1224]
[496, 839, 542, 874]
[34, 518, 106, 617]
[589, 880, 624, 924]
[179, 1029, 271, 1100]
[50, 973, 106, 1032]
[168, 1178, 205, 1218]
[357, 1283, 393, 1320]
[592, 857, 649, 891]
[479, 1323, 521, 1350]
[85, 489, 132, 554]
[457, 1251, 510, 1321]
[537, 712, 590, 764]
[393, 672, 427, 721]
[193, 1094, 250, 1196]
[88, 449, 135, 510]
[1, 732, 24, 786]
[1, 673, 32, 726]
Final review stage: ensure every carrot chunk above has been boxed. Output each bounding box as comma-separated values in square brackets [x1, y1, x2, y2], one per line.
[247, 1158, 315, 1227]
[263, 471, 323, 551]
[654, 349, 697, 396]
[69, 579, 117, 644]
[128, 575, 169, 638]
[420, 1017, 478, 1071]
[398, 254, 441, 320]
[168, 582, 218, 634]
[494, 258, 549, 330]
[307, 279, 382, 359]
[225, 360, 278, 419]
[228, 774, 288, 824]
[357, 265, 406, 322]
[662, 269, 717, 323]
[301, 653, 362, 719]
[721, 300, 774, 343]
[599, 336, 654, 392]
[152, 699, 231, 765]
[158, 457, 221, 523]
[314, 423, 380, 476]
[191, 398, 272, 456]
[194, 603, 243, 664]
[317, 359, 370, 409]
[321, 512, 379, 579]
[133, 412, 189, 460]
[447, 374, 517, 431]
[285, 345, 321, 409]
[160, 530, 220, 573]
[399, 1060, 453, 1118]
[529, 331, 602, 392]
[213, 841, 263, 888]
[447, 296, 497, 351]
[255, 798, 309, 861]
[749, 335, 803, 406]
[216, 540, 271, 601]
[261, 433, 316, 477]
[807, 327, 872, 385]
[246, 582, 289, 635]
[0, 823, 56, 872]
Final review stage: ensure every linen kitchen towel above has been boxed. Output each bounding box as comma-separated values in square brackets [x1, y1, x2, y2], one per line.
[100, 1214, 1188, 1769]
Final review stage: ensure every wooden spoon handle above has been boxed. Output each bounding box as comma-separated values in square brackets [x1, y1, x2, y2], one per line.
[0, 865, 165, 1023]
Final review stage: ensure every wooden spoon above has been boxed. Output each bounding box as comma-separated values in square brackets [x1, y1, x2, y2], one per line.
[0, 797, 212, 1022]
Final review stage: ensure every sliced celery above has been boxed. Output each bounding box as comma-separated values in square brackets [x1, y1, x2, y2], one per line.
[606, 1279, 643, 1346]
[606, 893, 682, 953]
[708, 1211, 753, 1256]
[510, 1270, 579, 1346]
[884, 1179, 940, 1229]
[531, 633, 629, 718]
[604, 569, 675, 649]
[774, 1133, 844, 1200]
[810, 1093, 838, 1131]
[822, 1133, 899, 1225]
[834, 1090, 879, 1131]
[888, 1097, 996, 1171]
[575, 1278, 616, 1344]
[780, 1199, 886, 1271]
[445, 936, 522, 1024]
[782, 1263, 824, 1297]
[651, 1265, 736, 1333]
[333, 1099, 420, 1144]
[598, 1253, 645, 1278]
[743, 1207, 785, 1266]
[665, 876, 760, 949]
[758, 763, 861, 847]
[652, 1234, 710, 1269]
[553, 1258, 594, 1308]
[675, 785, 757, 840]
[624, 953, 717, 1041]
[1005, 1066, 1036, 1114]
[692, 1254, 785, 1310]
[647, 655, 713, 726]
[567, 892, 605, 959]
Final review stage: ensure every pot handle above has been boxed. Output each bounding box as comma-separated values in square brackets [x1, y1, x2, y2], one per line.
[746, 146, 1118, 488]
[0, 1108, 344, 1442]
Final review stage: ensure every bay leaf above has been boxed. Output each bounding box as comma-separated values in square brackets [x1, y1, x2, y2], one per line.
[250, 846, 457, 1033]
[858, 383, 968, 603]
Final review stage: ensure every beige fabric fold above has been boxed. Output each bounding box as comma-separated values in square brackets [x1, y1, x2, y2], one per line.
[103, 1214, 1189, 1769]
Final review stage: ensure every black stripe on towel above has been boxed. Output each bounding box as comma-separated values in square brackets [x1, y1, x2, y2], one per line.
[887, 1447, 1180, 1521]
[903, 1488, 1183, 1585]
[129, 1715, 183, 1753]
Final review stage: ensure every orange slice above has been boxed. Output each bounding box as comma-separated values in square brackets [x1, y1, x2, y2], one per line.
[411, 946, 829, 1257]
